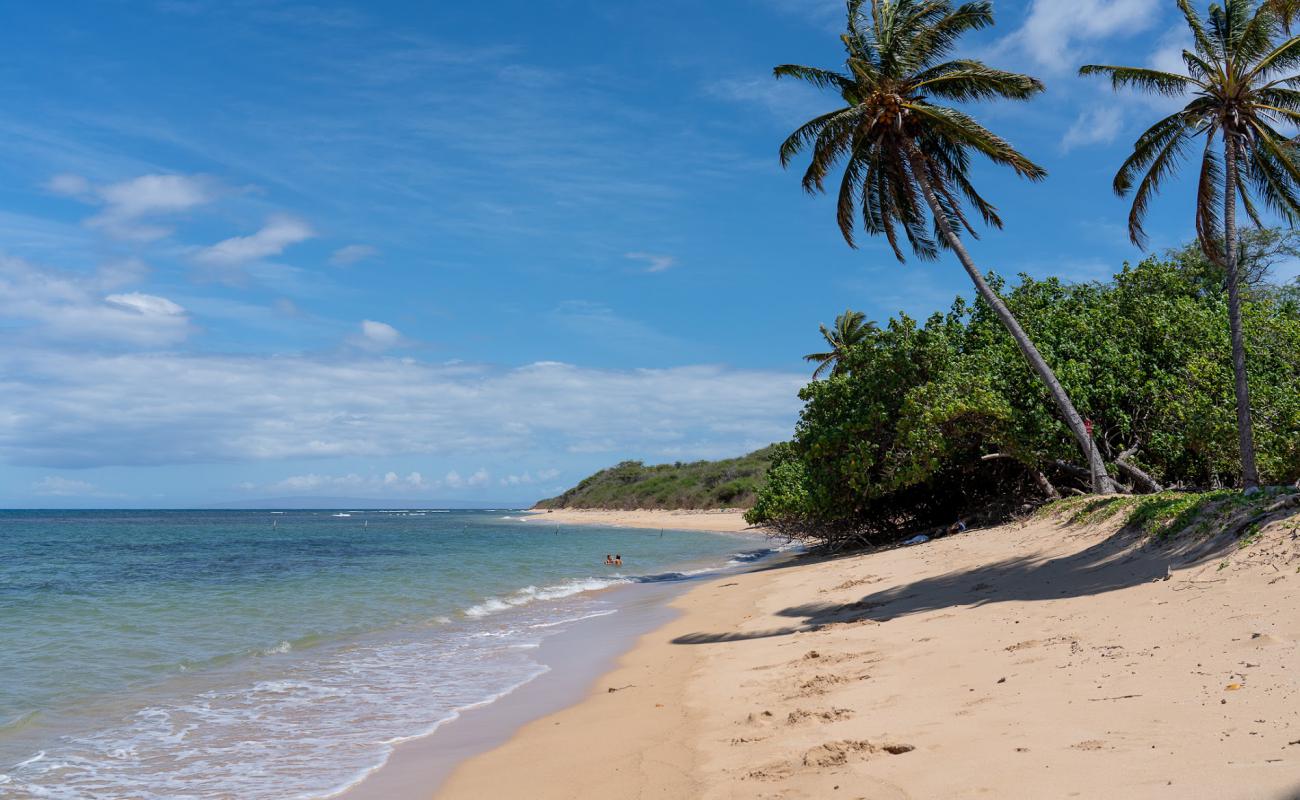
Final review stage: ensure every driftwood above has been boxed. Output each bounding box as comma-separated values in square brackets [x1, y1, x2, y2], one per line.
[1114, 444, 1163, 494]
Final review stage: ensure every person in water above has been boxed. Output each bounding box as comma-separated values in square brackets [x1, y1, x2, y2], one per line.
[604, 554, 614, 566]
[614, 554, 622, 567]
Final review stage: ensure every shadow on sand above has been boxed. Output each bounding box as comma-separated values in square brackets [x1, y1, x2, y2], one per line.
[671, 510, 1244, 646]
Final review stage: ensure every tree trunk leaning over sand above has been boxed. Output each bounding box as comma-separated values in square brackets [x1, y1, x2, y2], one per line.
[909, 146, 1118, 494]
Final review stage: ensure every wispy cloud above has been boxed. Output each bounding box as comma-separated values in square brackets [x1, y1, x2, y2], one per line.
[31, 475, 101, 496]
[329, 244, 378, 266]
[706, 77, 828, 127]
[1061, 105, 1124, 152]
[48, 173, 217, 241]
[549, 301, 682, 352]
[994, 0, 1161, 73]
[194, 215, 315, 266]
[625, 251, 677, 273]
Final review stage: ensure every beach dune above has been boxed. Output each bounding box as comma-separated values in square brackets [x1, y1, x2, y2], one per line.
[437, 507, 1300, 799]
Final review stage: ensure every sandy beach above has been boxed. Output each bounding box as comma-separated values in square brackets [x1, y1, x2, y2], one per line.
[526, 507, 760, 533]
[437, 506, 1300, 799]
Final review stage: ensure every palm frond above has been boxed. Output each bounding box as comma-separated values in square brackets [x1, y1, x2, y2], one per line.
[776, 0, 1043, 261]
[1113, 112, 1190, 196]
[773, 64, 856, 92]
[1195, 133, 1225, 262]
[902, 103, 1046, 180]
[912, 61, 1044, 101]
[1177, 0, 1220, 58]
[1126, 125, 1193, 248]
[1077, 64, 1202, 95]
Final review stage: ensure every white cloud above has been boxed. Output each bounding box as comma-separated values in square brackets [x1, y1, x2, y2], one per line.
[357, 319, 402, 349]
[260, 470, 428, 494]
[0, 254, 190, 345]
[31, 475, 100, 496]
[330, 244, 378, 266]
[446, 468, 490, 489]
[194, 215, 315, 266]
[0, 353, 802, 468]
[49, 173, 217, 241]
[1061, 105, 1124, 151]
[997, 0, 1161, 72]
[104, 292, 186, 317]
[500, 467, 560, 486]
[625, 251, 677, 273]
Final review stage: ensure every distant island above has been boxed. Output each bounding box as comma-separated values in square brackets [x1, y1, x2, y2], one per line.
[533, 446, 775, 511]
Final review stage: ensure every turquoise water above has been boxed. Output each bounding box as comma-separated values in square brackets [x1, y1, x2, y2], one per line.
[0, 509, 773, 799]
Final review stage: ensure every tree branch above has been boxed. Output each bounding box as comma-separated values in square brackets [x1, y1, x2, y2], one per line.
[1114, 444, 1163, 493]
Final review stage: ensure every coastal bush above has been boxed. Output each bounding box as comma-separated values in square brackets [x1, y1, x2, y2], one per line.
[748, 243, 1300, 548]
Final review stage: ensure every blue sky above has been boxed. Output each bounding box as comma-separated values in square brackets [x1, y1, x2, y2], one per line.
[1, 0, 1296, 507]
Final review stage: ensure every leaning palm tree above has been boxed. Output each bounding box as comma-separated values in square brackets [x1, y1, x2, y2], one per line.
[1080, 0, 1300, 493]
[804, 309, 876, 378]
[777, 0, 1117, 493]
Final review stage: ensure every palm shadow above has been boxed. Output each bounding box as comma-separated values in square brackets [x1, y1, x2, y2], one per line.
[670, 506, 1245, 646]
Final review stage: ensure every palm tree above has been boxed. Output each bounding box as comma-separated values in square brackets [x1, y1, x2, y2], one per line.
[1080, 0, 1300, 493]
[804, 309, 876, 378]
[776, 0, 1117, 493]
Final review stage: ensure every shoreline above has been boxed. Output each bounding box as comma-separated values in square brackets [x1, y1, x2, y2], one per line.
[523, 507, 762, 533]
[435, 509, 1300, 799]
[341, 513, 782, 800]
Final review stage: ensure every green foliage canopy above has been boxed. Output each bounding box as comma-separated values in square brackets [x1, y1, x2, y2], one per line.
[747, 246, 1300, 546]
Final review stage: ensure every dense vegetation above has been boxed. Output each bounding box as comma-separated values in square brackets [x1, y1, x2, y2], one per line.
[746, 242, 1300, 549]
[535, 446, 776, 510]
[1082, 0, 1300, 492]
[777, 0, 1117, 492]
[752, 0, 1300, 551]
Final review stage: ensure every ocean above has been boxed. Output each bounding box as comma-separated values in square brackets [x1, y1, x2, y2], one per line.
[0, 509, 778, 799]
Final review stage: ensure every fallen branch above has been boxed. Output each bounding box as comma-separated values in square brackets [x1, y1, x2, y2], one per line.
[1114, 444, 1163, 494]
[1051, 460, 1092, 481]
[1032, 469, 1060, 500]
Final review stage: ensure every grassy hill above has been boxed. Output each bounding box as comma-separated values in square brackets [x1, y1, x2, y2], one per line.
[534, 446, 777, 510]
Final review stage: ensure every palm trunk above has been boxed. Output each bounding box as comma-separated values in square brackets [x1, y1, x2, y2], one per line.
[1222, 134, 1261, 493]
[907, 147, 1117, 494]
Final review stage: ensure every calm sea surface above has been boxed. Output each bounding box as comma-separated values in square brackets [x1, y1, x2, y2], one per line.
[0, 509, 774, 799]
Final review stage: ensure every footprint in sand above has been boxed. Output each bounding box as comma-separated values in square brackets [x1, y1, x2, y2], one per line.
[802, 740, 915, 768]
[786, 707, 855, 725]
[796, 673, 852, 696]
